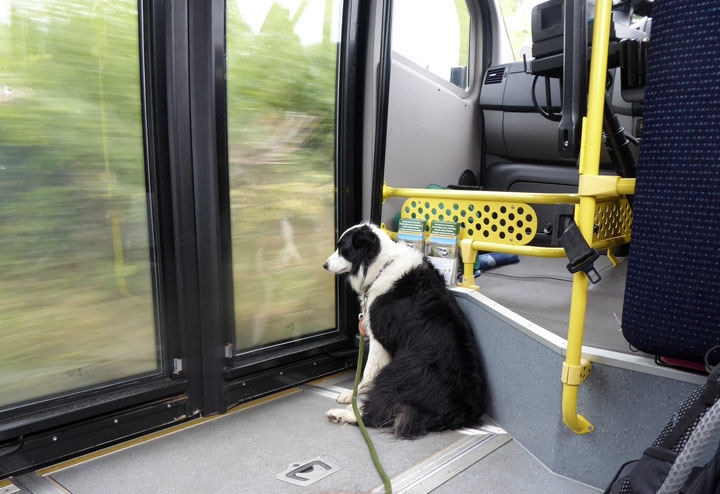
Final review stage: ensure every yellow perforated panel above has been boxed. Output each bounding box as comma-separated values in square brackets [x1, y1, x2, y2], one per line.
[594, 198, 632, 242]
[401, 198, 538, 245]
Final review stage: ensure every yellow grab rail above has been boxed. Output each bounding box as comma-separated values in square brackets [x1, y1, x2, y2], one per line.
[383, 181, 631, 294]
[561, 0, 613, 435]
[384, 185, 580, 205]
[385, 180, 633, 205]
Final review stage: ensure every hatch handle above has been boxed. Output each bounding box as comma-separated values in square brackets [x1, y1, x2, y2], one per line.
[285, 460, 332, 481]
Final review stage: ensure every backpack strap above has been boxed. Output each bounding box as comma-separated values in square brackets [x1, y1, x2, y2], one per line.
[658, 396, 720, 494]
[645, 446, 679, 463]
[660, 366, 720, 451]
[704, 364, 720, 404]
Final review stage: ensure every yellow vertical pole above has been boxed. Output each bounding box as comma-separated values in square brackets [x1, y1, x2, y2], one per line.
[459, 239, 479, 289]
[561, 0, 612, 434]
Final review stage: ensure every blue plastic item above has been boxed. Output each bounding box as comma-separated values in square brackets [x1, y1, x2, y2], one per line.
[457, 253, 520, 282]
[475, 253, 519, 271]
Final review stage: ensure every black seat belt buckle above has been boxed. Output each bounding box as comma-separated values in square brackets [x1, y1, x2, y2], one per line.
[559, 220, 602, 284]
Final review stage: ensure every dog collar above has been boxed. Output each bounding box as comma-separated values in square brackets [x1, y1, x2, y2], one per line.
[359, 292, 368, 320]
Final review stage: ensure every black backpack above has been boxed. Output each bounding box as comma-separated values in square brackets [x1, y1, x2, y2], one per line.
[605, 366, 720, 494]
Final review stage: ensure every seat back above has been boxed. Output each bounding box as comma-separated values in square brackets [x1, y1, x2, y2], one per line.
[621, 0, 720, 362]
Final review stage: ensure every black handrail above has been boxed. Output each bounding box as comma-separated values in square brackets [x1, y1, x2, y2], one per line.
[370, 0, 394, 225]
[558, 0, 587, 159]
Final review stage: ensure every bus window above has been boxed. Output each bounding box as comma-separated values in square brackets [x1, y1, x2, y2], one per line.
[0, 0, 159, 408]
[226, 0, 341, 351]
[392, 0, 471, 90]
[498, 0, 548, 61]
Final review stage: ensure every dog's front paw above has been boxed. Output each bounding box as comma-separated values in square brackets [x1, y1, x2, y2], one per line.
[336, 389, 353, 404]
[326, 408, 358, 425]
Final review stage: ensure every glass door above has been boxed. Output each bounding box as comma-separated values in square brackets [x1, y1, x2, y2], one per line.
[226, 0, 344, 354]
[0, 0, 161, 411]
[0, 0, 197, 478]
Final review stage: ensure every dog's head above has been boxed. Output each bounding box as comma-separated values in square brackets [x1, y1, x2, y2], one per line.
[323, 223, 393, 292]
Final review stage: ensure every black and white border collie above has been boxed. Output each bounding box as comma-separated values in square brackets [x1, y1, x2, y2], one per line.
[322, 222, 488, 438]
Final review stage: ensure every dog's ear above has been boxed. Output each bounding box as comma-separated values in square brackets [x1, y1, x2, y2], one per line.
[351, 227, 379, 252]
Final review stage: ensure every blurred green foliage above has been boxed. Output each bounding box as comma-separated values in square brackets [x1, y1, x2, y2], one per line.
[0, 0, 157, 408]
[226, 1, 337, 350]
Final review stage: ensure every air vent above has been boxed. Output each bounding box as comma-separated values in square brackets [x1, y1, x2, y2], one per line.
[484, 67, 505, 85]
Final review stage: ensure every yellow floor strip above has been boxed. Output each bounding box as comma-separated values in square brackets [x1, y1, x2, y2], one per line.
[308, 369, 354, 386]
[0, 387, 300, 488]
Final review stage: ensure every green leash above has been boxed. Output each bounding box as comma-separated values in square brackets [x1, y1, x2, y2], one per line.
[352, 333, 392, 493]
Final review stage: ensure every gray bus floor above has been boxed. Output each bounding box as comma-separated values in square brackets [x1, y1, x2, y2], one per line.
[474, 254, 649, 356]
[37, 373, 600, 494]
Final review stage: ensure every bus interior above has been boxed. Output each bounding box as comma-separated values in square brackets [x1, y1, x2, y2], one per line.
[1, 0, 719, 492]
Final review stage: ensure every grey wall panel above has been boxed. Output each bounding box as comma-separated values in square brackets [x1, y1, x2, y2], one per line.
[380, 60, 482, 226]
[455, 293, 699, 489]
[362, 1, 489, 225]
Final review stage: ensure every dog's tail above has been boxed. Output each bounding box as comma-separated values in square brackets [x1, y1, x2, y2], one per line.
[391, 403, 426, 439]
[362, 400, 428, 439]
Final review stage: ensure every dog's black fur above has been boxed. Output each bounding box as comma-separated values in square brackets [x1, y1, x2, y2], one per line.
[330, 224, 488, 438]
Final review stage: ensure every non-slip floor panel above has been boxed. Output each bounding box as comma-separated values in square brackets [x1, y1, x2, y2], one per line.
[34, 369, 641, 493]
[476, 255, 649, 355]
[50, 388, 464, 494]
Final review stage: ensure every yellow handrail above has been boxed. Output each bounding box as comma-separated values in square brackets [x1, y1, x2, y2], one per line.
[561, 0, 613, 435]
[383, 185, 580, 205]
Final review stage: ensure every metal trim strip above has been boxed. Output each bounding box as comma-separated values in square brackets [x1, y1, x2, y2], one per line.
[370, 434, 511, 494]
[12, 473, 71, 494]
